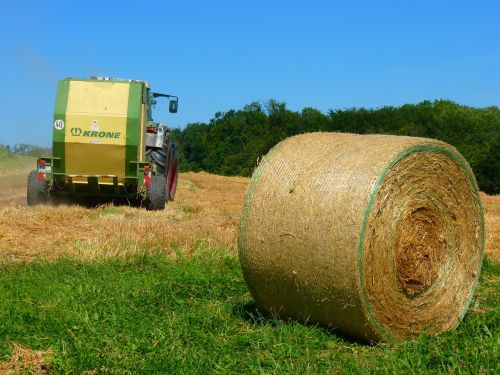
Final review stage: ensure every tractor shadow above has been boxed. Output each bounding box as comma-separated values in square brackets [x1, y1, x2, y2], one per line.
[49, 195, 145, 209]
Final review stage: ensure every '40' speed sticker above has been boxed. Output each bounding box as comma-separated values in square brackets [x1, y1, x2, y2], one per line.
[54, 119, 65, 130]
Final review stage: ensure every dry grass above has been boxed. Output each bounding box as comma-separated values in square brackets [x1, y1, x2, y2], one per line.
[0, 172, 249, 264]
[0, 155, 35, 206]
[0, 343, 51, 374]
[0, 168, 497, 265]
[481, 193, 500, 263]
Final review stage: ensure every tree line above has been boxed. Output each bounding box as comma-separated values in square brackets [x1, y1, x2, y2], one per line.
[0, 144, 52, 158]
[171, 100, 500, 194]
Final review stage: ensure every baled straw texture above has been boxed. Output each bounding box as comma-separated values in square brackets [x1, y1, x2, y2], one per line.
[238, 132, 484, 342]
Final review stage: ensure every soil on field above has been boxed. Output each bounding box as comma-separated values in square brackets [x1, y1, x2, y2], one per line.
[0, 163, 498, 264]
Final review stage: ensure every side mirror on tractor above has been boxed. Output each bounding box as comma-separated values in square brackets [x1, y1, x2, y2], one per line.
[152, 92, 178, 114]
[169, 99, 178, 113]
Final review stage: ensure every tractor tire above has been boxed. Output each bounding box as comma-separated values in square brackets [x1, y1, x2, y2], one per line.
[146, 136, 172, 175]
[168, 153, 179, 201]
[27, 170, 48, 206]
[164, 169, 172, 201]
[147, 175, 167, 211]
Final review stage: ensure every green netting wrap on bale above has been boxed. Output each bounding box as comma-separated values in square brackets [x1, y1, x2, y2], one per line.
[238, 132, 485, 342]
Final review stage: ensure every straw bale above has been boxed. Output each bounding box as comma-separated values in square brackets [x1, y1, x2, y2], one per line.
[238, 132, 484, 341]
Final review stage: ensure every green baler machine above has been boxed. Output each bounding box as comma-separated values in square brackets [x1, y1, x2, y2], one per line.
[27, 77, 179, 210]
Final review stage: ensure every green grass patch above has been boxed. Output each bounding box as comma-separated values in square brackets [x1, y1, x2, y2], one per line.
[0, 249, 497, 374]
[89, 206, 122, 220]
[0, 150, 35, 175]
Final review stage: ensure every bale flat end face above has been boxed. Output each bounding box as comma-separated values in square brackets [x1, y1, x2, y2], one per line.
[359, 145, 484, 341]
[238, 132, 484, 342]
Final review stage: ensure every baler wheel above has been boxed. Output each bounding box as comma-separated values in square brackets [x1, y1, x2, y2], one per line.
[27, 170, 48, 206]
[147, 175, 167, 211]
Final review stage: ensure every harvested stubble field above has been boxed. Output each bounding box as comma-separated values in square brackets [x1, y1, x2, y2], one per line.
[0, 171, 248, 265]
[0, 156, 498, 373]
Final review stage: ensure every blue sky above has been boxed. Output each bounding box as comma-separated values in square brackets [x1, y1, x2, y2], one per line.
[1, 0, 499, 146]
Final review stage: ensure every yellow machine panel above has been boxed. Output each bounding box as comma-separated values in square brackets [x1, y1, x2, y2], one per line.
[64, 80, 131, 177]
[66, 80, 130, 116]
[65, 143, 125, 178]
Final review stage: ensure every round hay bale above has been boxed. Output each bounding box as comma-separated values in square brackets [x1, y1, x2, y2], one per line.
[238, 132, 484, 342]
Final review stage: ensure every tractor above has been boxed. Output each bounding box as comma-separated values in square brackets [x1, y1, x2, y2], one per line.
[27, 77, 179, 210]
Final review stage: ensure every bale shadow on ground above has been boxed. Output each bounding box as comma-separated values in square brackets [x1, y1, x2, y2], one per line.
[232, 301, 275, 326]
[232, 300, 364, 344]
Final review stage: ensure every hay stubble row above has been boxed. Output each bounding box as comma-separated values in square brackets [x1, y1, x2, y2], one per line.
[0, 172, 248, 264]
